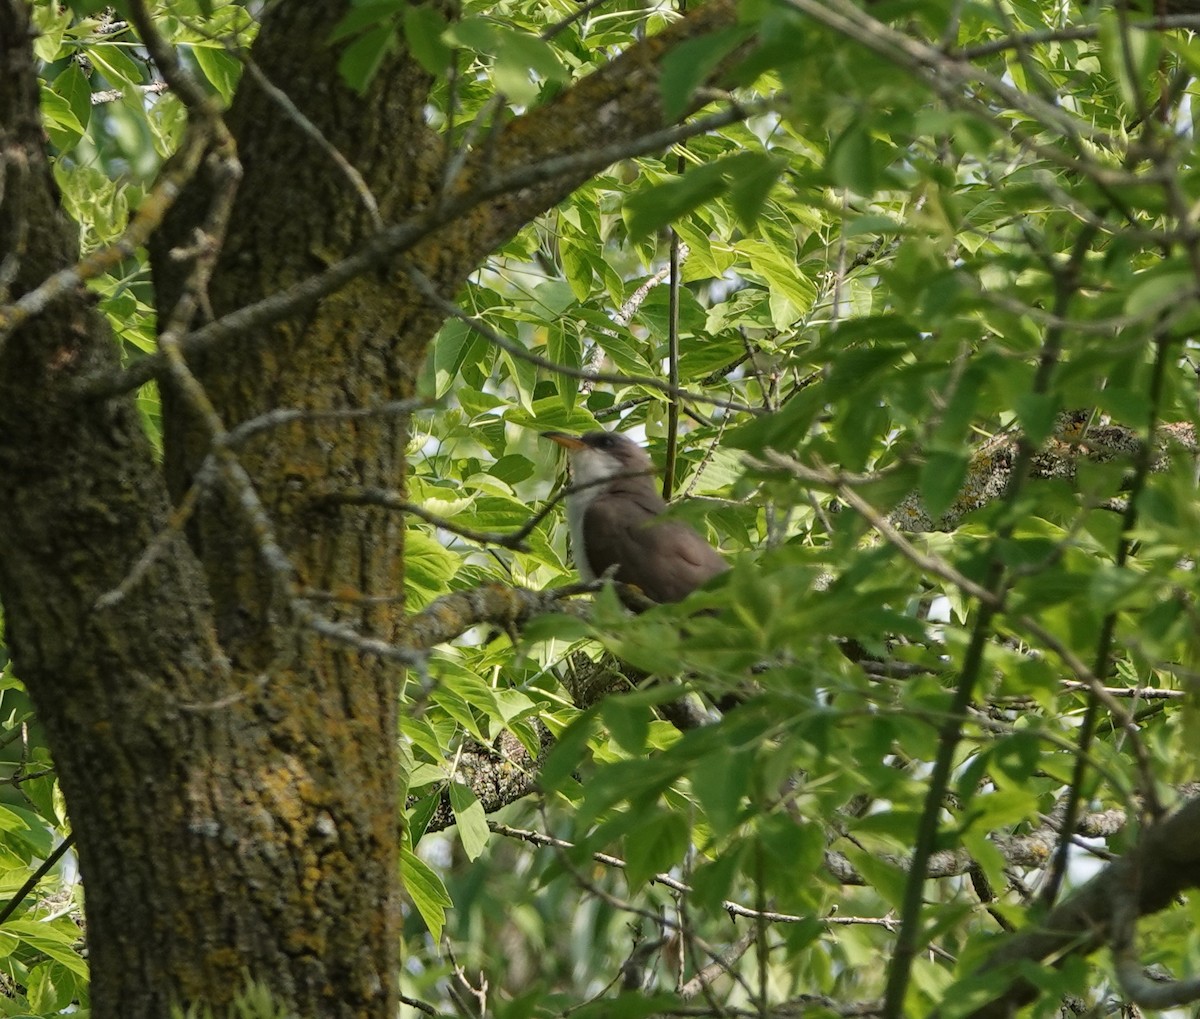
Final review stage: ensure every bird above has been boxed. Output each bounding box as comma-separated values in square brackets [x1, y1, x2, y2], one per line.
[542, 430, 728, 606]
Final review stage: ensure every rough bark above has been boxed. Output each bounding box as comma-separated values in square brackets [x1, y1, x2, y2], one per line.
[0, 2, 256, 1015]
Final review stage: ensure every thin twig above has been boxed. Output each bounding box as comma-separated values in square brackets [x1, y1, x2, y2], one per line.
[240, 56, 382, 230]
[0, 834, 76, 928]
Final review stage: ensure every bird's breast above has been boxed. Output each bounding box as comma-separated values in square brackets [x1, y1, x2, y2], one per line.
[564, 486, 600, 581]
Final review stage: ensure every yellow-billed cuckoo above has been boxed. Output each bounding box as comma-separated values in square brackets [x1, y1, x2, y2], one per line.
[542, 430, 728, 606]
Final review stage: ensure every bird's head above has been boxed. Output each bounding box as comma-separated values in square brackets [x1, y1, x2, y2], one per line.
[541, 430, 654, 489]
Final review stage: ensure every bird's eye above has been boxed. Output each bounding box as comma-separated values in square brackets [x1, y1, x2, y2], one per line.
[597, 434, 614, 448]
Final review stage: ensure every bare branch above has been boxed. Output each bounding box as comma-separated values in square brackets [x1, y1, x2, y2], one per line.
[400, 582, 593, 653]
[91, 81, 170, 105]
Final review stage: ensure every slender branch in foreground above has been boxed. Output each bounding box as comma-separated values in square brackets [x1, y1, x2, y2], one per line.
[397, 993, 438, 1017]
[678, 930, 757, 1001]
[582, 244, 689, 395]
[91, 81, 170, 105]
[1044, 329, 1174, 907]
[96, 398, 427, 611]
[1060, 682, 1184, 700]
[489, 818, 1126, 907]
[240, 55, 382, 231]
[751, 437, 1162, 1017]
[886, 583, 1000, 1017]
[328, 487, 542, 548]
[0, 833, 76, 928]
[781, 0, 1117, 159]
[127, 0, 215, 112]
[532, 806, 763, 1004]
[1111, 846, 1200, 1010]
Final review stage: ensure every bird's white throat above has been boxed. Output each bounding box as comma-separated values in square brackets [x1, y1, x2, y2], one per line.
[563, 447, 623, 581]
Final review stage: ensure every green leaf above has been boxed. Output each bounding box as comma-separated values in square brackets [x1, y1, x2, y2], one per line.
[1013, 391, 1057, 445]
[960, 788, 1039, 834]
[843, 849, 907, 911]
[329, 1, 404, 44]
[193, 45, 241, 104]
[1124, 267, 1195, 319]
[538, 708, 597, 792]
[448, 783, 490, 860]
[404, 4, 451, 72]
[548, 325, 581, 410]
[623, 810, 689, 890]
[404, 530, 459, 607]
[493, 30, 569, 103]
[690, 745, 748, 838]
[506, 395, 597, 434]
[608, 620, 682, 675]
[400, 846, 453, 941]
[27, 961, 74, 1015]
[444, 19, 567, 104]
[739, 237, 816, 325]
[442, 15, 498, 51]
[587, 334, 656, 378]
[0, 920, 89, 978]
[827, 119, 876, 196]
[406, 791, 442, 846]
[500, 349, 538, 412]
[1087, 564, 1142, 610]
[623, 161, 729, 239]
[88, 43, 145, 89]
[1098, 10, 1162, 113]
[338, 24, 397, 94]
[0, 805, 52, 857]
[725, 383, 823, 451]
[688, 844, 744, 911]
[427, 318, 485, 399]
[51, 64, 92, 140]
[659, 27, 750, 120]
[31, 3, 70, 62]
[601, 698, 651, 755]
[920, 450, 969, 522]
[490, 454, 535, 485]
[727, 153, 787, 231]
[38, 86, 86, 151]
[518, 611, 592, 645]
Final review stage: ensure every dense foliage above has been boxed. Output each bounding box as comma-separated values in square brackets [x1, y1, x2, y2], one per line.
[6, 0, 1200, 1016]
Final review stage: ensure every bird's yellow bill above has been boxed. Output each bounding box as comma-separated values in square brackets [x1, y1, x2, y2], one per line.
[541, 431, 587, 450]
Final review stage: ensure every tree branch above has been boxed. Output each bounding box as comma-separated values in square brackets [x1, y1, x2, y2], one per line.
[964, 795, 1200, 1018]
[400, 582, 592, 653]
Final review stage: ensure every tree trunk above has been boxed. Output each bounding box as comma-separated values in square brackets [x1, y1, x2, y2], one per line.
[0, 3, 411, 1013]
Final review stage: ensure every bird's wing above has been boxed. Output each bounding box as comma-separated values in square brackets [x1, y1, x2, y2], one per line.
[582, 495, 727, 605]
